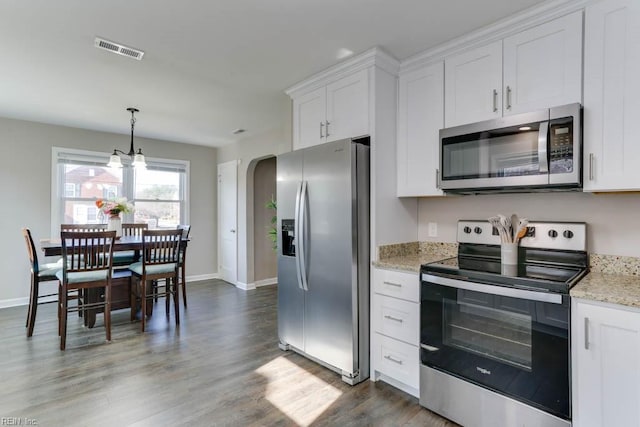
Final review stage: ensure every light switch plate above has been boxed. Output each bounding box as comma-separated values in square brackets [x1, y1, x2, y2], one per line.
[428, 222, 438, 237]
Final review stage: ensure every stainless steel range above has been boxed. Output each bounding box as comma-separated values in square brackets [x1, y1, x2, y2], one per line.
[420, 220, 588, 427]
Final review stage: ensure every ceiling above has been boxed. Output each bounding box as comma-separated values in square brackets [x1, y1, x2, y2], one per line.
[0, 0, 549, 148]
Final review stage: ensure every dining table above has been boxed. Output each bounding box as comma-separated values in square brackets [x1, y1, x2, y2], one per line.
[40, 235, 188, 327]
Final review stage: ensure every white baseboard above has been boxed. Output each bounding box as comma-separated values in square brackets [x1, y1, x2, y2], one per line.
[0, 297, 29, 309]
[186, 273, 220, 283]
[235, 281, 256, 291]
[255, 277, 277, 287]
[236, 277, 277, 291]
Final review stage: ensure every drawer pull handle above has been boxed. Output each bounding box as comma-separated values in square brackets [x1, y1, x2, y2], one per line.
[384, 355, 403, 365]
[383, 281, 402, 288]
[384, 315, 403, 323]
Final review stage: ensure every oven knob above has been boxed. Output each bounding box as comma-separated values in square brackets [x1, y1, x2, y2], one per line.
[474, 227, 482, 234]
[548, 230, 558, 238]
[563, 230, 574, 239]
[463, 226, 472, 234]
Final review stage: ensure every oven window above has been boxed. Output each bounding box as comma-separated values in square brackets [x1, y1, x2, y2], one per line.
[443, 297, 532, 371]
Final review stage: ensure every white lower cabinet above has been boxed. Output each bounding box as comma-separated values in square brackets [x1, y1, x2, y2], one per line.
[572, 298, 640, 426]
[371, 267, 420, 396]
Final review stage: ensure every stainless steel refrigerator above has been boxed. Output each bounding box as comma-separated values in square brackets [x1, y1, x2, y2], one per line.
[277, 137, 369, 385]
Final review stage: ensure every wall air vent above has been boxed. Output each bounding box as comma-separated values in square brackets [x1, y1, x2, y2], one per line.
[94, 37, 145, 60]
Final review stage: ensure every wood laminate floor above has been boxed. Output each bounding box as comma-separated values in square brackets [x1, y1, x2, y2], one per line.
[0, 279, 456, 427]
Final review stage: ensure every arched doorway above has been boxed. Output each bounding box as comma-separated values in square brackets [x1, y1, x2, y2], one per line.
[249, 156, 277, 287]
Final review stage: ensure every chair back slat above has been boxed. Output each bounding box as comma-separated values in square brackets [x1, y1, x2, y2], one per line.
[60, 231, 116, 274]
[61, 224, 107, 232]
[122, 223, 148, 237]
[142, 229, 182, 268]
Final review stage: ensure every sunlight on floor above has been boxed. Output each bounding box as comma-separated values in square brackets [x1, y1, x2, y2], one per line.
[255, 356, 343, 426]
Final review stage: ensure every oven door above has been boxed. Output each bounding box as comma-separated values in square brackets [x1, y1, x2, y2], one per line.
[420, 273, 570, 420]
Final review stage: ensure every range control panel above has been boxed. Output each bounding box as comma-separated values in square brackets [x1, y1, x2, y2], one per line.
[457, 220, 586, 252]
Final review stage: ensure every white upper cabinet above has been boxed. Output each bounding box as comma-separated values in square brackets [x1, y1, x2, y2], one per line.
[293, 87, 326, 150]
[291, 69, 369, 150]
[445, 11, 583, 128]
[572, 299, 640, 427]
[503, 11, 583, 115]
[325, 70, 369, 143]
[444, 41, 502, 127]
[583, 0, 640, 192]
[397, 62, 444, 197]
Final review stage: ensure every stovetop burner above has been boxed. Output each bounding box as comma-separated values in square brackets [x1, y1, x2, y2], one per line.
[422, 220, 589, 294]
[423, 255, 587, 294]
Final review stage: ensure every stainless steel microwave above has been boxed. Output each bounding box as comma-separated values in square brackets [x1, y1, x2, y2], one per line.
[439, 103, 582, 194]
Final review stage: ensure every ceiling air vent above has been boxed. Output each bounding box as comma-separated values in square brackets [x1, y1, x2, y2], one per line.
[94, 37, 145, 60]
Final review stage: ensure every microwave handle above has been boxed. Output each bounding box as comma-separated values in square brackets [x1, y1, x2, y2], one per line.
[538, 121, 549, 173]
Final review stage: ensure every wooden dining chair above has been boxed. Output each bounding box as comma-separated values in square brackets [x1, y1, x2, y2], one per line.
[129, 229, 182, 332]
[22, 228, 63, 337]
[57, 230, 116, 350]
[177, 225, 191, 308]
[114, 223, 148, 265]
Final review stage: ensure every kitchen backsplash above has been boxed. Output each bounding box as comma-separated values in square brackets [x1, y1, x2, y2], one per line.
[417, 191, 640, 258]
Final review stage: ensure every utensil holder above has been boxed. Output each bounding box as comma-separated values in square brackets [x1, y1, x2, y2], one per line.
[501, 263, 518, 276]
[501, 242, 518, 265]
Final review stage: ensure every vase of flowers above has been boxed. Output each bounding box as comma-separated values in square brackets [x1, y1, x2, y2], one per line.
[95, 197, 134, 238]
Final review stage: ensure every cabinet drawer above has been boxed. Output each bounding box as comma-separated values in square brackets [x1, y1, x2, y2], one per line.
[372, 333, 419, 389]
[372, 294, 419, 345]
[373, 268, 419, 302]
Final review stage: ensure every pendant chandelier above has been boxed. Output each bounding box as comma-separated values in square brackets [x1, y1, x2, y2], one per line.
[107, 107, 147, 169]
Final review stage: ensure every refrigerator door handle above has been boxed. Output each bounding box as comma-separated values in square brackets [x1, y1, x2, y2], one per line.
[299, 180, 309, 291]
[294, 181, 304, 290]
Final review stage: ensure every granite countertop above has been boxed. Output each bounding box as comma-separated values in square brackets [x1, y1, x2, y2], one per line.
[375, 242, 640, 309]
[571, 272, 640, 309]
[372, 241, 458, 274]
[372, 254, 453, 273]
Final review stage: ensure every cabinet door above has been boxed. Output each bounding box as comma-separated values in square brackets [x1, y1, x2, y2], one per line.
[503, 11, 583, 115]
[572, 300, 640, 427]
[292, 87, 326, 150]
[326, 69, 369, 142]
[397, 62, 444, 197]
[444, 40, 502, 127]
[583, 0, 640, 191]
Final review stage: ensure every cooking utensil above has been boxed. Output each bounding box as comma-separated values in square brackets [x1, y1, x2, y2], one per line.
[498, 214, 512, 243]
[514, 218, 529, 243]
[489, 216, 509, 243]
[511, 214, 519, 242]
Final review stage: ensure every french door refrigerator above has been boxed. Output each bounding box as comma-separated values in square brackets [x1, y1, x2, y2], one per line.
[277, 137, 370, 385]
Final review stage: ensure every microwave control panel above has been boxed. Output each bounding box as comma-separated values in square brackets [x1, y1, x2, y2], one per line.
[549, 120, 573, 174]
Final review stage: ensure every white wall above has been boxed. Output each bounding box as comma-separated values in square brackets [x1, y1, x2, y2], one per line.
[217, 95, 292, 287]
[418, 191, 640, 257]
[0, 116, 218, 307]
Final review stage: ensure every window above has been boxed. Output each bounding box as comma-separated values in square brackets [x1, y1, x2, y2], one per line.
[52, 147, 189, 231]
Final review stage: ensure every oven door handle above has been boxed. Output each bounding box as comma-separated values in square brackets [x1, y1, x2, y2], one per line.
[421, 273, 563, 304]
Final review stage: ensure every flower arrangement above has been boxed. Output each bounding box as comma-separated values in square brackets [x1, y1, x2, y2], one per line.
[95, 197, 134, 217]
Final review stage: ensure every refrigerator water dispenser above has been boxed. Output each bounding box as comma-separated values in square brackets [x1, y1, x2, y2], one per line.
[281, 219, 295, 256]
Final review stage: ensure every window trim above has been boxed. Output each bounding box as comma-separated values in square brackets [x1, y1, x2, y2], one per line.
[51, 147, 189, 234]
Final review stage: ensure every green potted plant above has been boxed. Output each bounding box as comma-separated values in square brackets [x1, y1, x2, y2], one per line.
[266, 195, 277, 251]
